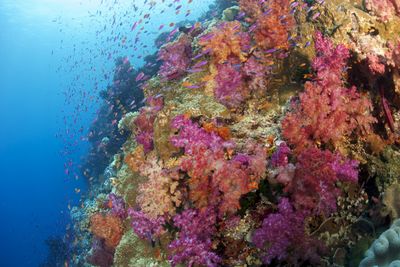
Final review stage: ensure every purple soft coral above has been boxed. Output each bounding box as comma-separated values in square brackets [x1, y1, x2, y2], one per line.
[127, 208, 165, 241]
[271, 142, 291, 167]
[215, 59, 248, 109]
[108, 193, 127, 219]
[158, 35, 192, 80]
[169, 208, 221, 267]
[252, 198, 324, 265]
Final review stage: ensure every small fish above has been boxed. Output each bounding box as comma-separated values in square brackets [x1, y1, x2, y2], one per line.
[136, 72, 145, 81]
[265, 48, 278, 54]
[312, 12, 321, 20]
[158, 24, 165, 30]
[169, 22, 175, 27]
[169, 28, 179, 36]
[131, 21, 138, 31]
[192, 60, 208, 69]
[186, 68, 204, 73]
[304, 41, 311, 48]
[200, 33, 214, 42]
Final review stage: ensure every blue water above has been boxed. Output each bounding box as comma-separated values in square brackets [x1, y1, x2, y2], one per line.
[0, 1, 213, 266]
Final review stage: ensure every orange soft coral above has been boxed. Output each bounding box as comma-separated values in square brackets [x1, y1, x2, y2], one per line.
[127, 151, 181, 218]
[124, 145, 145, 173]
[199, 21, 250, 64]
[202, 121, 231, 140]
[254, 0, 295, 50]
[89, 213, 123, 248]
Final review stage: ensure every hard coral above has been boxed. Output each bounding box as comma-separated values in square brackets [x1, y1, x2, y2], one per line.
[359, 219, 400, 267]
[282, 32, 376, 152]
[90, 213, 124, 249]
[169, 208, 221, 267]
[158, 35, 192, 80]
[252, 198, 324, 265]
[286, 148, 359, 216]
[199, 21, 250, 64]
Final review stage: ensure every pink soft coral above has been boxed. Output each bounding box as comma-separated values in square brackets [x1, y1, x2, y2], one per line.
[282, 32, 376, 152]
[135, 152, 181, 218]
[158, 35, 192, 80]
[127, 209, 165, 241]
[364, 0, 400, 22]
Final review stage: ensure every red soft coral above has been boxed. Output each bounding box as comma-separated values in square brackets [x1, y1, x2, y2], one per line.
[285, 148, 358, 216]
[134, 95, 163, 153]
[89, 213, 124, 249]
[282, 32, 376, 152]
[170, 115, 266, 216]
[253, 0, 295, 50]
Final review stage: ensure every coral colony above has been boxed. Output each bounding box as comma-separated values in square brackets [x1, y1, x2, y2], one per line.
[70, 0, 400, 266]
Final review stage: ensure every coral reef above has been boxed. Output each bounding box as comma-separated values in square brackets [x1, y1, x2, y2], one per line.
[69, 1, 400, 266]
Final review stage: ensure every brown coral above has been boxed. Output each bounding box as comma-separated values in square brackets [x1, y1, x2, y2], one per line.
[90, 213, 124, 248]
[383, 182, 400, 219]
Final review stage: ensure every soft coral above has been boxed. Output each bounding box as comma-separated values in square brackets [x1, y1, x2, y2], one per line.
[282, 32, 375, 152]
